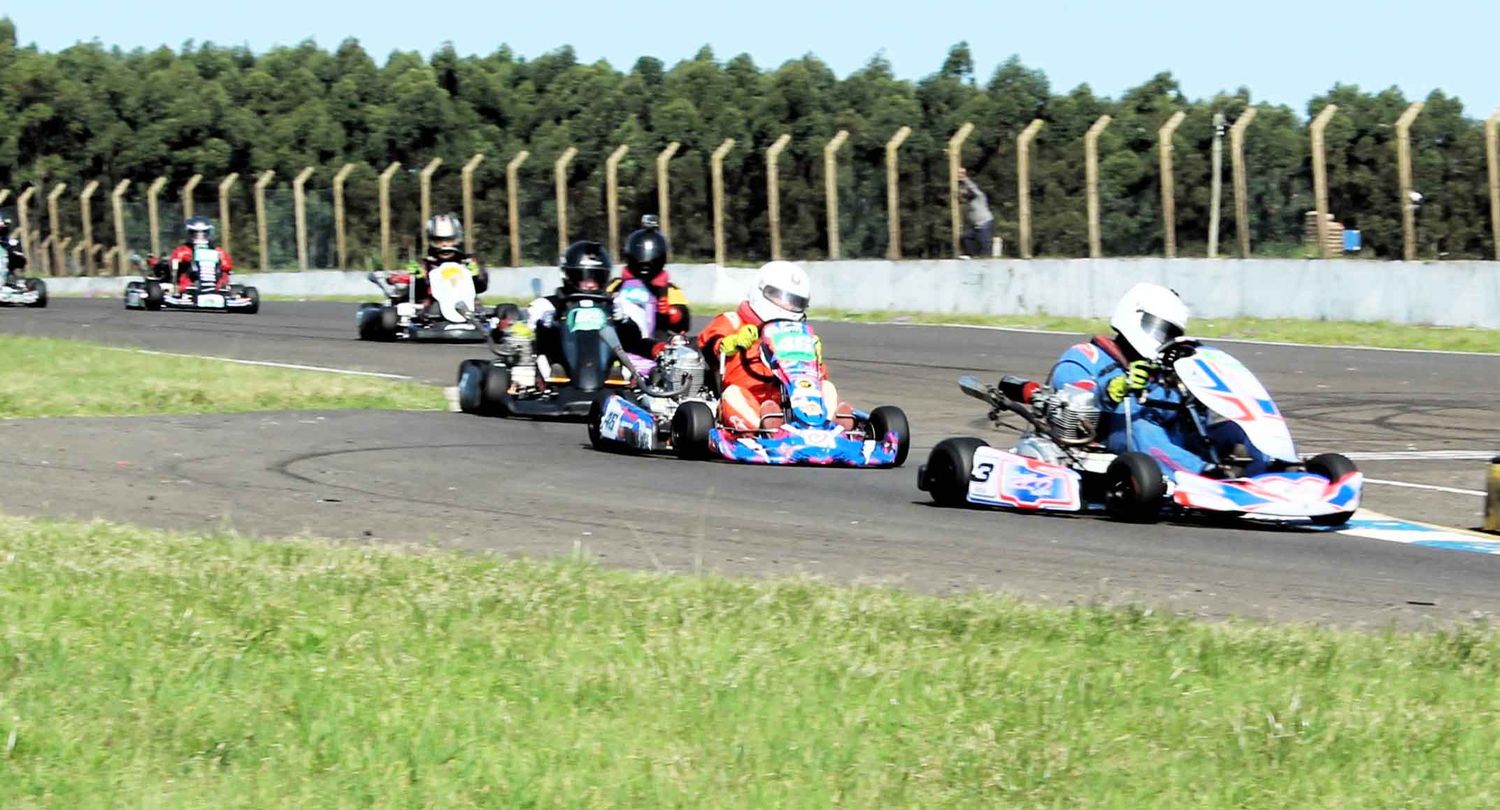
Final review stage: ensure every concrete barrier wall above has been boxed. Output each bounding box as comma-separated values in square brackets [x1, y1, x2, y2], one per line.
[43, 258, 1500, 328]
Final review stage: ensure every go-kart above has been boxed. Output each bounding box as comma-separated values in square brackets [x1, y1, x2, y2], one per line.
[455, 289, 637, 419]
[124, 249, 259, 313]
[593, 318, 910, 467]
[918, 337, 1362, 525]
[0, 273, 46, 307]
[357, 264, 511, 341]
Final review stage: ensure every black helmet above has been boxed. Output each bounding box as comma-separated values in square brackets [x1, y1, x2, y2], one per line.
[185, 215, 214, 246]
[623, 217, 669, 282]
[560, 241, 611, 293]
[426, 213, 464, 262]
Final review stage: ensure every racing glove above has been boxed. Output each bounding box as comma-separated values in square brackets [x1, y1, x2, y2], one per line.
[1106, 360, 1154, 403]
[719, 323, 760, 355]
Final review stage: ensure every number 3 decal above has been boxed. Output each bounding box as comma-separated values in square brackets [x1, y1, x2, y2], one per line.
[971, 463, 994, 483]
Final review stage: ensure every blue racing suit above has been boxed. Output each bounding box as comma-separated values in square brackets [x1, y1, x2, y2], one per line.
[1047, 336, 1273, 477]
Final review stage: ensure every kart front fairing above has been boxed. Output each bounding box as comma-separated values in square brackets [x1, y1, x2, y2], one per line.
[1169, 344, 1298, 464]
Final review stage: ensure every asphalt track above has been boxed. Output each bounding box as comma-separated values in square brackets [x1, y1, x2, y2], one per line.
[3, 297, 1499, 628]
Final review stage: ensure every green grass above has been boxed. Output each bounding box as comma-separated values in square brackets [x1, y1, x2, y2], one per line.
[0, 335, 444, 418]
[2, 514, 1499, 807]
[813, 308, 1500, 353]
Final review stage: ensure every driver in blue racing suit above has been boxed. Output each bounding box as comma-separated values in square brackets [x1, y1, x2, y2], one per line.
[1047, 282, 1273, 478]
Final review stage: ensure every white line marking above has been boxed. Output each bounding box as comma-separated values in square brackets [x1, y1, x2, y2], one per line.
[880, 321, 1500, 358]
[1363, 478, 1487, 497]
[100, 346, 414, 380]
[1343, 450, 1500, 462]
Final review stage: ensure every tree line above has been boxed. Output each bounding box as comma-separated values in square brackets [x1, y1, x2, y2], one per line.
[1, 17, 1495, 266]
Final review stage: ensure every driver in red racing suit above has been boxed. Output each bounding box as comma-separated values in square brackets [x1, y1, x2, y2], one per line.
[161, 216, 233, 292]
[697, 261, 852, 432]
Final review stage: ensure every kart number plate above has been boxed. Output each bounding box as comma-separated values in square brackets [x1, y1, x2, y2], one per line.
[766, 330, 818, 363]
[570, 307, 607, 331]
[600, 398, 628, 441]
[198, 294, 226, 308]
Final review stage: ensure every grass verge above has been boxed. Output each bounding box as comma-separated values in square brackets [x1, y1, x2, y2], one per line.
[2, 513, 1498, 807]
[0, 335, 443, 418]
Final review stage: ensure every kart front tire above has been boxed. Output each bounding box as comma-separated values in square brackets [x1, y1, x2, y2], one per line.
[671, 400, 715, 461]
[456, 360, 489, 414]
[480, 364, 512, 417]
[25, 278, 46, 308]
[357, 304, 395, 341]
[1305, 452, 1359, 527]
[240, 285, 260, 315]
[921, 437, 987, 507]
[1104, 452, 1167, 524]
[144, 281, 164, 311]
[868, 405, 911, 468]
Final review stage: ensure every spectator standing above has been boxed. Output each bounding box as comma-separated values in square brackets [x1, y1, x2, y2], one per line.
[957, 168, 994, 259]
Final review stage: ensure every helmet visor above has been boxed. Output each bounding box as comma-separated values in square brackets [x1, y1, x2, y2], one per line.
[1139, 313, 1185, 347]
[762, 284, 809, 314]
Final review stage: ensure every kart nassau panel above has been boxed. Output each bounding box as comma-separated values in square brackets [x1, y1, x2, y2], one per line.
[707, 426, 900, 467]
[1170, 469, 1363, 518]
[596, 394, 662, 452]
[1172, 347, 1298, 463]
[964, 446, 1083, 511]
[428, 262, 477, 323]
[0, 285, 42, 305]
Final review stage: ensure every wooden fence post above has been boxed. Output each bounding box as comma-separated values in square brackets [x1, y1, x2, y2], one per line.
[1158, 111, 1187, 258]
[419, 158, 443, 252]
[333, 163, 356, 269]
[254, 170, 275, 272]
[824, 130, 849, 259]
[1017, 119, 1044, 258]
[146, 177, 167, 257]
[947, 122, 975, 257]
[79, 180, 100, 274]
[506, 151, 529, 267]
[605, 145, 630, 258]
[656, 142, 680, 239]
[554, 147, 577, 257]
[1085, 115, 1112, 258]
[1395, 102, 1424, 261]
[1310, 104, 1339, 259]
[1487, 109, 1500, 261]
[379, 162, 402, 268]
[16, 187, 35, 261]
[47, 183, 68, 274]
[885, 126, 912, 259]
[711, 139, 735, 266]
[766, 134, 791, 260]
[461, 153, 485, 256]
[218, 173, 240, 257]
[1230, 107, 1258, 257]
[111, 180, 130, 274]
[293, 167, 315, 270]
[181, 174, 202, 220]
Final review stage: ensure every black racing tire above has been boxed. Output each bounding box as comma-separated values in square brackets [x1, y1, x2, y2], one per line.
[480, 364, 512, 417]
[144, 281, 164, 311]
[671, 400, 715, 461]
[1104, 451, 1167, 523]
[920, 437, 988, 507]
[25, 278, 47, 308]
[357, 304, 395, 341]
[456, 360, 490, 414]
[868, 405, 911, 468]
[1305, 452, 1359, 527]
[240, 285, 260, 315]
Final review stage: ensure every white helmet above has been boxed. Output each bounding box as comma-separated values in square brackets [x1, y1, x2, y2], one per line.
[749, 260, 811, 322]
[1110, 282, 1189, 359]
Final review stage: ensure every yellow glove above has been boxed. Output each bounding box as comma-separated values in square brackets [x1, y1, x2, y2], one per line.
[719, 323, 760, 355]
[1106, 360, 1153, 403]
[506, 321, 534, 340]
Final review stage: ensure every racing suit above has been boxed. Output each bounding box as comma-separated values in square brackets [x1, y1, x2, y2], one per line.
[163, 243, 234, 292]
[395, 252, 489, 306]
[525, 287, 656, 380]
[605, 267, 690, 337]
[697, 302, 847, 432]
[0, 237, 24, 285]
[1048, 334, 1272, 476]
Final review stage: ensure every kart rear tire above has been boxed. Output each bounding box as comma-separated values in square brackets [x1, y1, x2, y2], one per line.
[1104, 452, 1167, 524]
[671, 400, 715, 461]
[240, 285, 260, 315]
[144, 281, 164, 311]
[1305, 452, 1359, 527]
[456, 360, 490, 414]
[921, 437, 988, 507]
[868, 405, 911, 468]
[25, 278, 46, 308]
[357, 304, 396, 341]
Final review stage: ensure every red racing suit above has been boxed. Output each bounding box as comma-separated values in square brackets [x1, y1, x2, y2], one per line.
[167, 244, 234, 292]
[697, 301, 842, 431]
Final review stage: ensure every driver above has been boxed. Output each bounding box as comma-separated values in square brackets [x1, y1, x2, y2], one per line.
[394, 214, 489, 309]
[525, 241, 657, 376]
[604, 215, 690, 336]
[1048, 282, 1271, 477]
[697, 261, 852, 432]
[0, 217, 25, 285]
[160, 216, 234, 293]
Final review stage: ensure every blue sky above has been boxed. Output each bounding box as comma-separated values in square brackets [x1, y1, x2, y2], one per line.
[8, 1, 1497, 117]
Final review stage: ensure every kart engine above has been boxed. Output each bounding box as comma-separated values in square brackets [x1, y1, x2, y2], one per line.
[652, 336, 709, 401]
[1039, 383, 1101, 446]
[502, 327, 537, 389]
